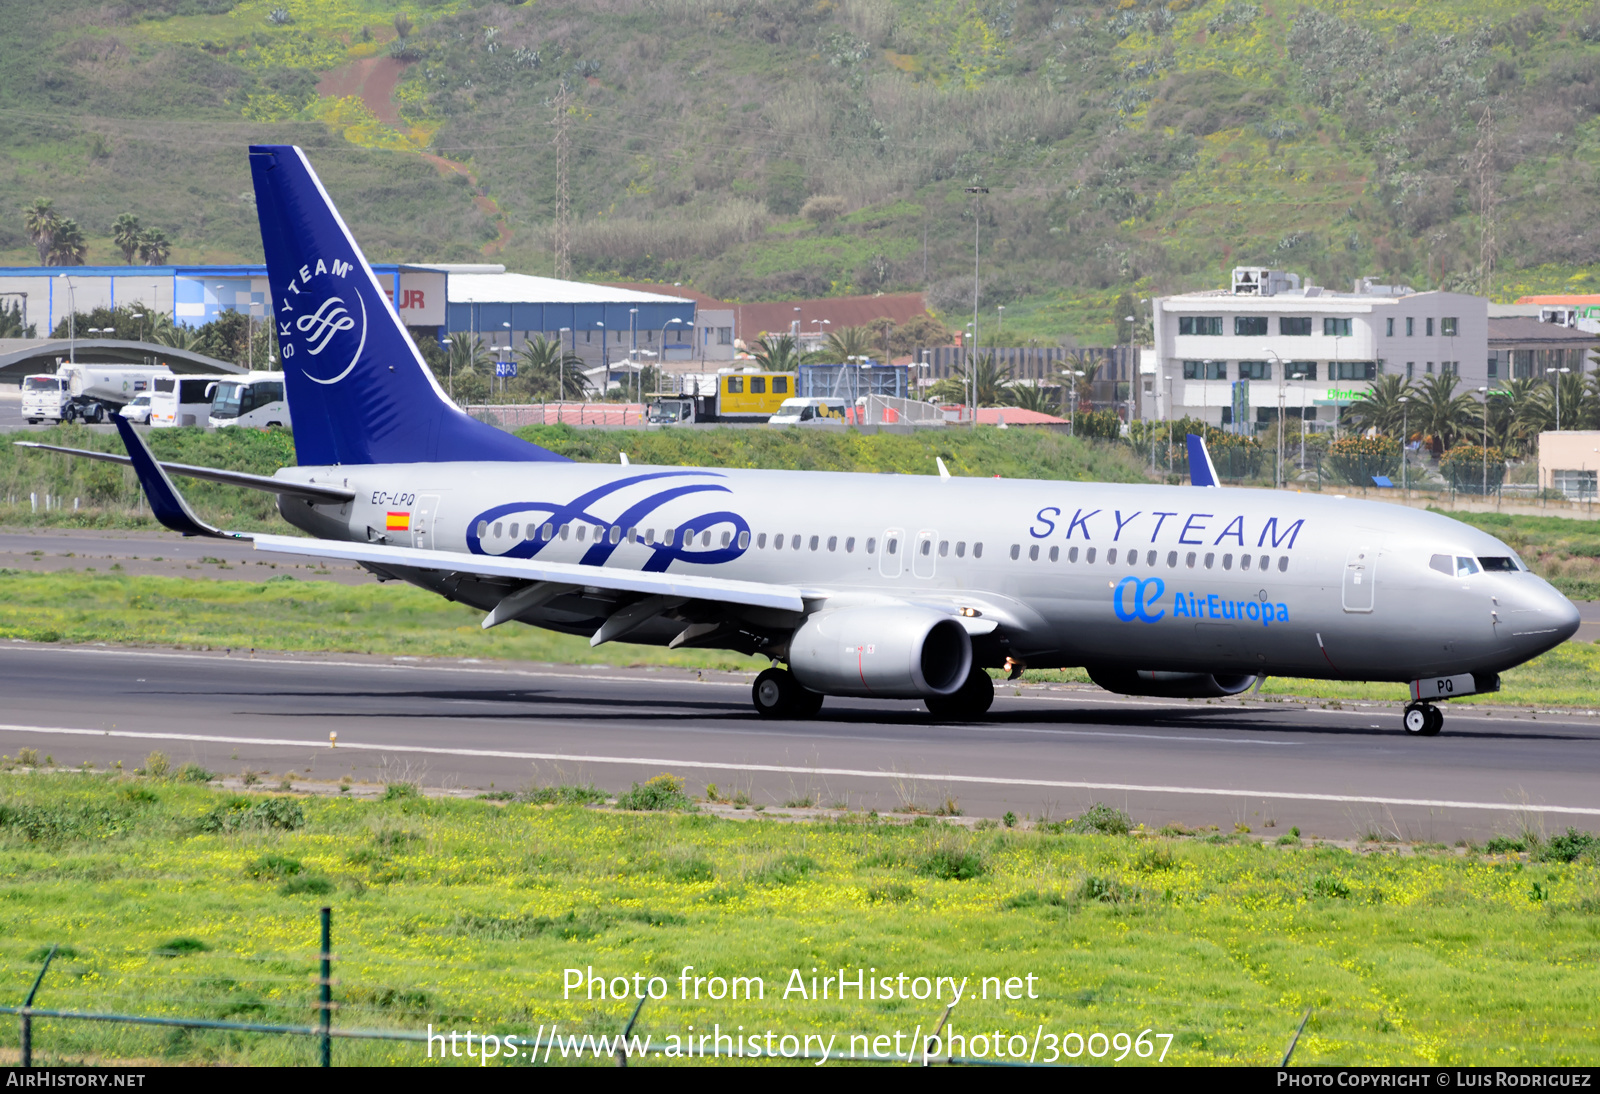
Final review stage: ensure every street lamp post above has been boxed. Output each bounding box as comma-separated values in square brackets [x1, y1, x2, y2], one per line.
[1475, 387, 1490, 495]
[1400, 395, 1411, 494]
[57, 274, 76, 366]
[440, 337, 454, 401]
[659, 318, 683, 398]
[996, 304, 1005, 342]
[558, 327, 571, 403]
[964, 186, 989, 428]
[1546, 366, 1571, 430]
[1123, 314, 1136, 425]
[1063, 368, 1084, 437]
[1165, 373, 1175, 476]
[596, 322, 606, 400]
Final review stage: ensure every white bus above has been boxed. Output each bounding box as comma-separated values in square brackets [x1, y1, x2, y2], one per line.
[209, 372, 291, 430]
[151, 375, 225, 429]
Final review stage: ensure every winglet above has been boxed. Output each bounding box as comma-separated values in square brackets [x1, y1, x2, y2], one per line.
[112, 415, 243, 539]
[1186, 432, 1221, 488]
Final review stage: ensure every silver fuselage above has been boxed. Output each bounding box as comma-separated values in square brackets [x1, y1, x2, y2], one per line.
[276, 461, 1579, 682]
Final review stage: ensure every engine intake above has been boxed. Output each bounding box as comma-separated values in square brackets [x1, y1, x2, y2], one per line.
[1087, 667, 1260, 699]
[788, 607, 972, 699]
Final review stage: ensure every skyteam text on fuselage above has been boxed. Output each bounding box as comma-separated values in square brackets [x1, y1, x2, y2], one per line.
[22, 145, 1580, 736]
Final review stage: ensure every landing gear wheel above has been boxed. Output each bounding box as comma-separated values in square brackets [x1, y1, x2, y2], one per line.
[752, 668, 823, 719]
[926, 668, 995, 720]
[1403, 702, 1441, 736]
[1423, 705, 1444, 736]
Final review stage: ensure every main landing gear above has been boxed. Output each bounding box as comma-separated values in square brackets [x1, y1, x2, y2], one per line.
[925, 667, 995, 721]
[1402, 702, 1444, 737]
[751, 667, 824, 720]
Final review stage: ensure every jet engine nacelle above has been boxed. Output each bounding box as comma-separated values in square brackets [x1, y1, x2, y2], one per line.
[1087, 667, 1260, 699]
[788, 607, 972, 699]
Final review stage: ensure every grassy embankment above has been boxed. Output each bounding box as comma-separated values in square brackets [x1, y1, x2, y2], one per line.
[0, 772, 1596, 1067]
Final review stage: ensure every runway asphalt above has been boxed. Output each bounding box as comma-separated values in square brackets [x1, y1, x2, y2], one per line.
[0, 642, 1596, 843]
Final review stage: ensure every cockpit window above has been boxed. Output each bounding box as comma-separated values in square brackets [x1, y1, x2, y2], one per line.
[1455, 556, 1480, 576]
[1428, 553, 1453, 576]
[1478, 556, 1518, 572]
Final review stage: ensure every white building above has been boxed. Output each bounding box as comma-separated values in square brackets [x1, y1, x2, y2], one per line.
[1149, 268, 1489, 429]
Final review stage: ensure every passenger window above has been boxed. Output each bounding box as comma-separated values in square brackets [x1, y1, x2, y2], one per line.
[1456, 556, 1480, 576]
[493, 522, 503, 539]
[627, 527, 638, 543]
[751, 377, 766, 394]
[974, 543, 983, 558]
[738, 531, 750, 549]
[1241, 554, 1252, 571]
[1258, 555, 1268, 571]
[1168, 551, 1178, 568]
[1186, 552, 1196, 568]
[509, 523, 519, 539]
[1277, 556, 1288, 572]
[610, 526, 622, 545]
[956, 542, 966, 557]
[1049, 546, 1059, 562]
[1222, 553, 1233, 570]
[774, 534, 784, 549]
[756, 533, 767, 548]
[809, 535, 819, 550]
[662, 527, 673, 545]
[887, 538, 898, 555]
[1084, 547, 1094, 563]
[1147, 550, 1157, 566]
[1068, 546, 1079, 563]
[774, 377, 788, 393]
[1428, 553, 1453, 576]
[560, 524, 571, 540]
[1204, 552, 1214, 568]
[1028, 544, 1039, 561]
[866, 537, 877, 554]
[727, 376, 744, 394]
[1010, 544, 1020, 560]
[920, 539, 932, 556]
[828, 536, 838, 552]
[645, 528, 655, 544]
[1107, 548, 1118, 565]
[704, 531, 714, 547]
[542, 523, 553, 540]
[477, 520, 488, 538]
[575, 525, 587, 542]
[938, 540, 948, 557]
[845, 537, 855, 552]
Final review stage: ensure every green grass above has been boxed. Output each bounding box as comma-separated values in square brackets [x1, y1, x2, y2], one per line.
[0, 571, 766, 670]
[0, 774, 1596, 1066]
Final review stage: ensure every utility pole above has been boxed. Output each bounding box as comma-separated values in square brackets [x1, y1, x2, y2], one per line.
[551, 83, 573, 280]
[1475, 106, 1498, 300]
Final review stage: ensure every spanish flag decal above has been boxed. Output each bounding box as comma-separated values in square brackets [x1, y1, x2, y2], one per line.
[385, 511, 411, 532]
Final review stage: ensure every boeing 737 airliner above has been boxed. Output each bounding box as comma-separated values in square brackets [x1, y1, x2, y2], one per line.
[23, 146, 1581, 735]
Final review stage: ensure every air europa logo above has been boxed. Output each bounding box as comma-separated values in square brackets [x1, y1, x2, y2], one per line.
[275, 256, 368, 386]
[1113, 577, 1167, 623]
[1113, 575, 1291, 627]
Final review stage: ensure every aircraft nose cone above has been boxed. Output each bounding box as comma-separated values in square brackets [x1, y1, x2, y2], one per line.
[1504, 582, 1580, 653]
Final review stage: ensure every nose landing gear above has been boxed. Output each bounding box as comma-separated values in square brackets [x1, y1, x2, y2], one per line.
[1402, 702, 1443, 737]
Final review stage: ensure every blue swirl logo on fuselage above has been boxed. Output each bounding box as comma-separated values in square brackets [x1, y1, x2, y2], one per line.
[466, 470, 749, 572]
[1113, 576, 1166, 623]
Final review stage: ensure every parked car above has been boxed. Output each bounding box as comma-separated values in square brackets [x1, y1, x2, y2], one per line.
[118, 393, 153, 424]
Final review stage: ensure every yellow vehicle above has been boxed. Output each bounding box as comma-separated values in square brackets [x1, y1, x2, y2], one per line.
[714, 369, 794, 422]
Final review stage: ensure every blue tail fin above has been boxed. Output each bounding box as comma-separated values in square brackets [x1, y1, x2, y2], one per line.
[248, 145, 567, 467]
[1186, 433, 1221, 487]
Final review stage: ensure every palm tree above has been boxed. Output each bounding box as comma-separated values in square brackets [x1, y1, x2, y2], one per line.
[1348, 374, 1414, 438]
[112, 214, 142, 265]
[930, 353, 1013, 407]
[823, 325, 873, 363]
[138, 227, 170, 265]
[1008, 382, 1058, 414]
[156, 324, 204, 352]
[750, 334, 808, 372]
[24, 199, 58, 266]
[1413, 373, 1482, 455]
[1579, 368, 1600, 431]
[46, 218, 86, 266]
[1484, 378, 1543, 457]
[1555, 368, 1586, 432]
[517, 335, 588, 400]
[1057, 350, 1100, 414]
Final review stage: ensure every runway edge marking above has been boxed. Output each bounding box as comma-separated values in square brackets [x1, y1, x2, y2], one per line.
[0, 722, 1595, 817]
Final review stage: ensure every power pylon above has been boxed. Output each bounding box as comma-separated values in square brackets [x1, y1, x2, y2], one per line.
[551, 82, 573, 280]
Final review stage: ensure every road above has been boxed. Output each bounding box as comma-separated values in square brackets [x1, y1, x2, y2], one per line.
[0, 528, 368, 583]
[0, 643, 1595, 842]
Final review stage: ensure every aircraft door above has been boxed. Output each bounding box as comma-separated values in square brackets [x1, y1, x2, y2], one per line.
[912, 529, 937, 579]
[1341, 545, 1375, 613]
[879, 528, 904, 578]
[413, 494, 441, 551]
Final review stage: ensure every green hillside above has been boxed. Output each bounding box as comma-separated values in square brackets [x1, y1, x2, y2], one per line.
[4, 0, 1600, 343]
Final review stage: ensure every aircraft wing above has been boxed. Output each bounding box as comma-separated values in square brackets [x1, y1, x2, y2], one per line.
[250, 533, 810, 614]
[13, 439, 355, 505]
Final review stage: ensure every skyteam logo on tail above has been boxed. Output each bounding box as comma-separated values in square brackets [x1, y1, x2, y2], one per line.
[275, 257, 367, 386]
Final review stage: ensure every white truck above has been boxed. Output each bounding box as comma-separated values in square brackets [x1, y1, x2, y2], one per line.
[20, 362, 174, 424]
